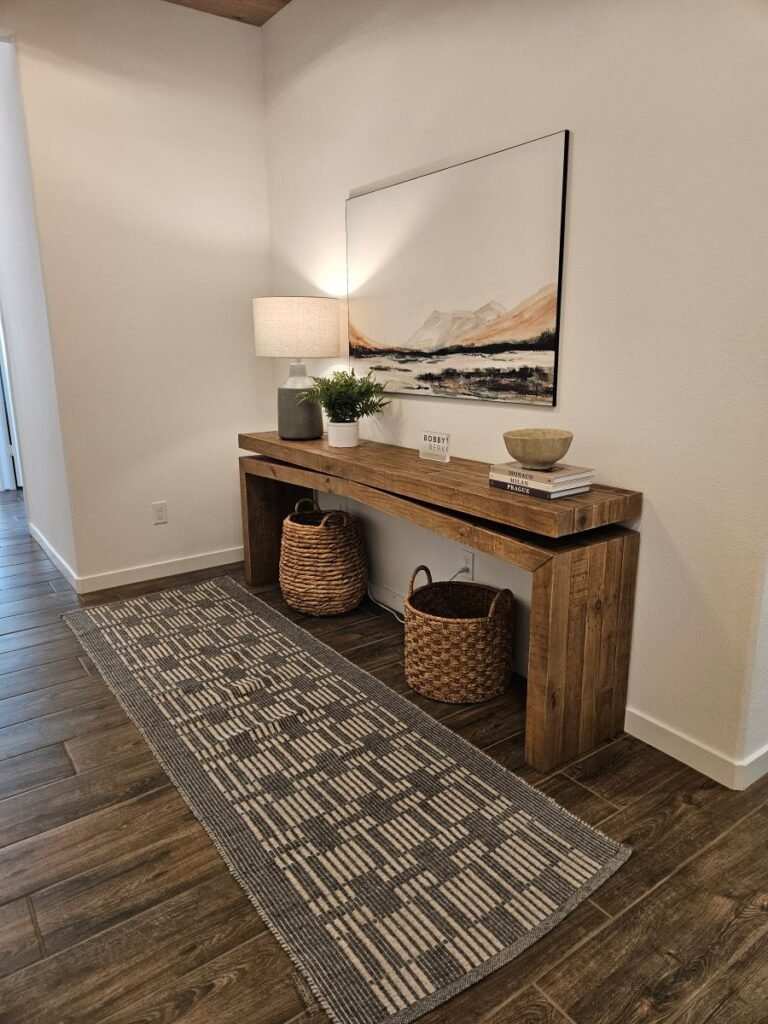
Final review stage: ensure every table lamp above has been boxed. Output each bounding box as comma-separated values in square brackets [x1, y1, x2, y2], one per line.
[253, 296, 340, 440]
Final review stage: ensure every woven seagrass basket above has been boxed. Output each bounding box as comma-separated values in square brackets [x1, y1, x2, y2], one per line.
[404, 565, 514, 704]
[279, 499, 367, 616]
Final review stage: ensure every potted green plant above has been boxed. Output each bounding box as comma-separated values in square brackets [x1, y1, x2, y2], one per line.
[300, 369, 388, 448]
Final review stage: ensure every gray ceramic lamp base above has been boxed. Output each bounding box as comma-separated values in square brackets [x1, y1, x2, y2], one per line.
[277, 361, 323, 440]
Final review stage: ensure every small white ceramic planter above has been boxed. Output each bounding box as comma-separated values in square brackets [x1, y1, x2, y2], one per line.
[327, 421, 359, 448]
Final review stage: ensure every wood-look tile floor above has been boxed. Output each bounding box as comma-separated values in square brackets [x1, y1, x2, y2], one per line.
[0, 487, 766, 1023]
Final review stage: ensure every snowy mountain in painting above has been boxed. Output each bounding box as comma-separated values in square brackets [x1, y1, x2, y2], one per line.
[405, 301, 506, 353]
[349, 284, 556, 355]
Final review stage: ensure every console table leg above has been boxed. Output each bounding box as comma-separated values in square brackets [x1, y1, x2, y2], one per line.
[240, 464, 310, 586]
[525, 531, 639, 773]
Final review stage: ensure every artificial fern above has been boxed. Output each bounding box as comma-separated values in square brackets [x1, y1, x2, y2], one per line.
[299, 370, 389, 423]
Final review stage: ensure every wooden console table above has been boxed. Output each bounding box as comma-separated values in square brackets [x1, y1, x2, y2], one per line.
[238, 431, 642, 773]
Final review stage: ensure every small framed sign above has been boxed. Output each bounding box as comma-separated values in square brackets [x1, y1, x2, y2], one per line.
[419, 430, 450, 463]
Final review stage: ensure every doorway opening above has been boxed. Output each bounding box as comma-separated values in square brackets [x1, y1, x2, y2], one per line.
[0, 307, 22, 492]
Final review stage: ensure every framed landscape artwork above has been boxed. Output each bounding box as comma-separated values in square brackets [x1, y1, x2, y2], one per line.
[346, 131, 569, 405]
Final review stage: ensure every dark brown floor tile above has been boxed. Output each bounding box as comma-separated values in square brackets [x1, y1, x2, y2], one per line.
[0, 873, 263, 1024]
[370, 659, 407, 690]
[0, 581, 68, 605]
[0, 674, 108, 729]
[0, 549, 48, 569]
[484, 987, 570, 1023]
[0, 695, 127, 761]
[593, 767, 768, 915]
[0, 620, 71, 655]
[0, 657, 88, 702]
[486, 722, 621, 789]
[0, 898, 40, 979]
[0, 785, 187, 902]
[0, 744, 74, 801]
[0, 563, 62, 590]
[99, 930, 303, 1024]
[562, 734, 686, 807]
[0, 558, 59, 581]
[0, 530, 35, 549]
[346, 635, 405, 673]
[0, 636, 84, 676]
[292, 605, 378, 638]
[535, 773, 618, 825]
[65, 720, 150, 772]
[77, 653, 97, 675]
[46, 577, 77, 595]
[442, 687, 526, 749]
[668, 928, 768, 1023]
[281, 1013, 331, 1024]
[33, 823, 224, 953]
[0, 599, 80, 634]
[540, 807, 768, 1024]
[309, 614, 404, 654]
[0, 538, 42, 557]
[0, 749, 167, 847]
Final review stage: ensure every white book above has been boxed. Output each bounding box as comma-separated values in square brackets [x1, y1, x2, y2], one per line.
[490, 460, 595, 486]
[489, 467, 594, 492]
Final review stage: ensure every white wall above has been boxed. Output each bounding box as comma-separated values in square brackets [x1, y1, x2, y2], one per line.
[1, 0, 274, 590]
[262, 0, 768, 783]
[0, 39, 76, 569]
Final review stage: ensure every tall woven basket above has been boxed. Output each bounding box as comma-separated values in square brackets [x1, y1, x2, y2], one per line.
[404, 565, 514, 704]
[279, 499, 367, 616]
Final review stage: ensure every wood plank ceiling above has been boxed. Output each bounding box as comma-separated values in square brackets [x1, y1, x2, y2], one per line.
[163, 0, 292, 28]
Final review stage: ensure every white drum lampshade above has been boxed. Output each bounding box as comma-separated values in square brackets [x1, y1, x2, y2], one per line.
[253, 296, 340, 440]
[253, 296, 340, 359]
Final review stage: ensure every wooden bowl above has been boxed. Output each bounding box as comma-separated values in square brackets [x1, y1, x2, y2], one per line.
[503, 428, 574, 470]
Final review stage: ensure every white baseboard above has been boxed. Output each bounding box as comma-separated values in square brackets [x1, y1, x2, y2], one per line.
[28, 523, 78, 591]
[74, 546, 245, 594]
[368, 579, 405, 613]
[625, 706, 768, 791]
[734, 739, 768, 791]
[28, 523, 243, 595]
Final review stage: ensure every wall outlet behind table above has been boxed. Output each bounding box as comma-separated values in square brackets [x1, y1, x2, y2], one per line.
[461, 548, 474, 580]
[151, 500, 168, 525]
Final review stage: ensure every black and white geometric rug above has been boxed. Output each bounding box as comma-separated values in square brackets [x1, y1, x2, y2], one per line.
[64, 577, 629, 1024]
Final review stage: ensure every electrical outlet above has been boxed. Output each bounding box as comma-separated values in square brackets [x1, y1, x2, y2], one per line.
[461, 548, 474, 580]
[152, 500, 168, 525]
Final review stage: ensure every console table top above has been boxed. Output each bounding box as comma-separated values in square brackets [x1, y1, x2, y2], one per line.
[239, 432, 641, 539]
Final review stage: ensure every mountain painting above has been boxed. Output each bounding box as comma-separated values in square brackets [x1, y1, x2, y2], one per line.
[346, 131, 568, 405]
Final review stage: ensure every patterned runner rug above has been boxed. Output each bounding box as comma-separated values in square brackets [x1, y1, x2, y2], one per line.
[64, 577, 629, 1024]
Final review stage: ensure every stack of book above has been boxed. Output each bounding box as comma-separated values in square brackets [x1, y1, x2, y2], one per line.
[489, 460, 594, 500]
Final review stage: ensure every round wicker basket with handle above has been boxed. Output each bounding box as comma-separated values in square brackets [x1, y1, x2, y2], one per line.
[279, 499, 367, 616]
[404, 565, 514, 703]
